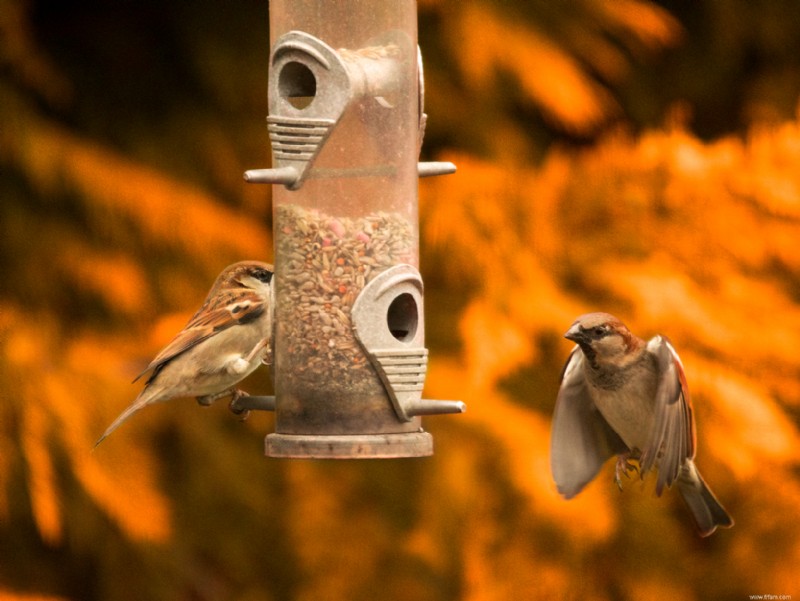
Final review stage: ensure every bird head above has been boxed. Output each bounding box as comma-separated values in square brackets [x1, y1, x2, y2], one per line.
[233, 261, 274, 291]
[196, 261, 275, 316]
[212, 261, 274, 293]
[564, 312, 642, 367]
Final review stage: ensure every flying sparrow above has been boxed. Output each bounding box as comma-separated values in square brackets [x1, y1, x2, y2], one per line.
[95, 261, 274, 447]
[550, 312, 733, 536]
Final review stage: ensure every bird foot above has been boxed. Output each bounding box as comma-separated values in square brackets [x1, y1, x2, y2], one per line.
[244, 337, 269, 363]
[228, 389, 251, 421]
[197, 391, 224, 406]
[196, 387, 240, 407]
[614, 455, 638, 491]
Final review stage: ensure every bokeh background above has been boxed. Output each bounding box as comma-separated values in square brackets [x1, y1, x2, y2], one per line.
[2, 0, 800, 599]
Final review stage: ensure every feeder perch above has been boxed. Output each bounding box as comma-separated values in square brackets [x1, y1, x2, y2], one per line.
[245, 0, 463, 458]
[351, 264, 463, 423]
[243, 30, 455, 189]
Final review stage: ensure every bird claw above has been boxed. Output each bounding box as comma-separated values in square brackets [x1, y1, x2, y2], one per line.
[228, 389, 251, 421]
[614, 455, 638, 491]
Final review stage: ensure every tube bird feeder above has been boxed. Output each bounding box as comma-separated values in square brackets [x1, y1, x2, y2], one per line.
[244, 0, 464, 458]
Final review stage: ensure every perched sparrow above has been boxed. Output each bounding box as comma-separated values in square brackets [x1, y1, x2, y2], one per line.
[550, 312, 733, 536]
[95, 261, 274, 447]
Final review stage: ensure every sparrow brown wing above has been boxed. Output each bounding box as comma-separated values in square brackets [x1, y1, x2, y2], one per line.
[640, 336, 696, 495]
[551, 347, 628, 498]
[134, 287, 267, 385]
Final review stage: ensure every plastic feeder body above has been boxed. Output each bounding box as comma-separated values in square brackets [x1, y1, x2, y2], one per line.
[247, 0, 462, 458]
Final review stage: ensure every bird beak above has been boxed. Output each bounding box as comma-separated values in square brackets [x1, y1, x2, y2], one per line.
[564, 323, 587, 344]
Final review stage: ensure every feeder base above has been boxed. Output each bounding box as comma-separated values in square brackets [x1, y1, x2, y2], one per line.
[265, 431, 433, 459]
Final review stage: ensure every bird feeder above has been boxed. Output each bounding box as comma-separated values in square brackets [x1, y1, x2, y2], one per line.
[243, 0, 464, 458]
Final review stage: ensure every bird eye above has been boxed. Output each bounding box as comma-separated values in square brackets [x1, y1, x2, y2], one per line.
[593, 326, 608, 337]
[253, 269, 273, 284]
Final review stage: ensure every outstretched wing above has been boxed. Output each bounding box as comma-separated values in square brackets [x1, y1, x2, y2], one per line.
[640, 335, 696, 495]
[551, 347, 628, 498]
[134, 287, 267, 385]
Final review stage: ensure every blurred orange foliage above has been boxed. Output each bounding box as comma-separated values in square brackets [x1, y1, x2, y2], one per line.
[2, 0, 800, 599]
[426, 0, 681, 152]
[420, 118, 800, 598]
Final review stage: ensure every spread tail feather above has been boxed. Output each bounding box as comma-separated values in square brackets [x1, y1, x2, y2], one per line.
[676, 461, 734, 537]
